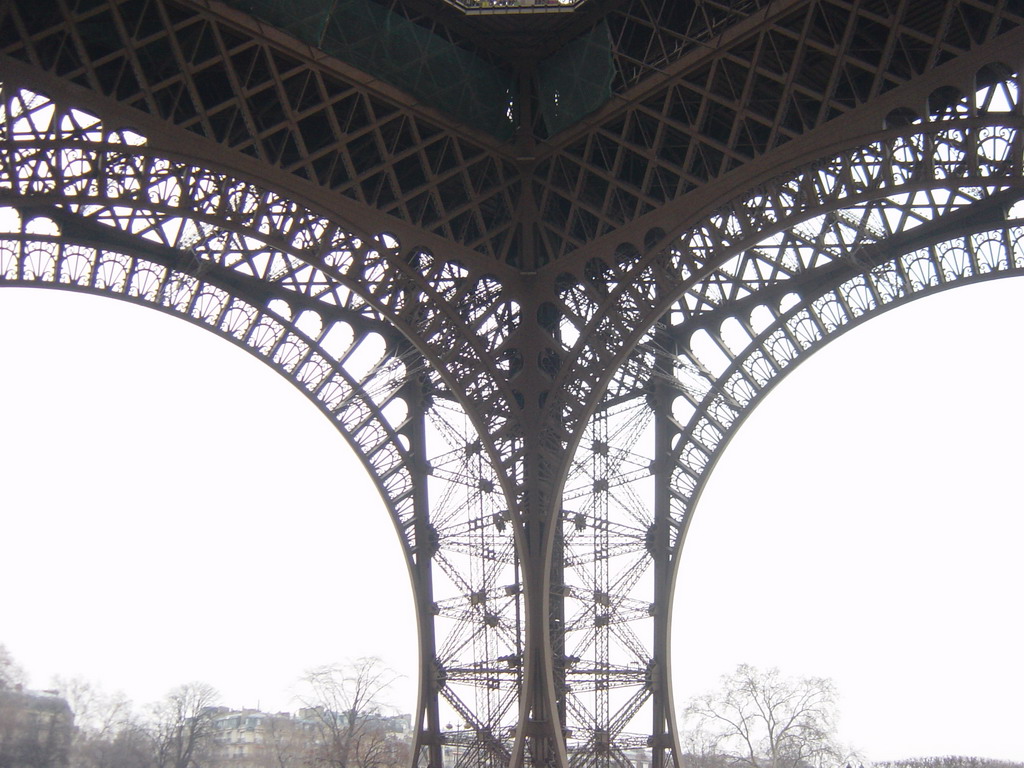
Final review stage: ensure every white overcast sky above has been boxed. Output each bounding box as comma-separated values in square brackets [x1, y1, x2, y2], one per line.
[1, 277, 1022, 762]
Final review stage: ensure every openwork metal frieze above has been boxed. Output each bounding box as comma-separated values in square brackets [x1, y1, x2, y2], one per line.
[667, 221, 1024, 531]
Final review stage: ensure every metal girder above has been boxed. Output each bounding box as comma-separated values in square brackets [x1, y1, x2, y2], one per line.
[5, 0, 1019, 268]
[4, 2, 1024, 767]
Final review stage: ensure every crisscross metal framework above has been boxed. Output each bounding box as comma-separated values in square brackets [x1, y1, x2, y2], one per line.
[3, 1, 1024, 767]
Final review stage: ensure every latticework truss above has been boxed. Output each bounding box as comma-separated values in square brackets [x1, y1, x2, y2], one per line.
[3, 1, 1024, 767]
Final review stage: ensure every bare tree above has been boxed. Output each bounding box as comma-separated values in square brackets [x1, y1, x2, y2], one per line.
[74, 716, 155, 768]
[684, 664, 850, 768]
[260, 714, 314, 768]
[0, 645, 25, 692]
[51, 676, 154, 768]
[53, 676, 132, 736]
[298, 658, 406, 768]
[151, 683, 220, 768]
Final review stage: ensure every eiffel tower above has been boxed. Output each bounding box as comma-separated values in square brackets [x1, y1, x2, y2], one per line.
[2, 1, 1023, 766]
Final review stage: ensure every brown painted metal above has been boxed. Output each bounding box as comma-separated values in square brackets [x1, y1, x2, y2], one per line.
[3, 1, 1024, 766]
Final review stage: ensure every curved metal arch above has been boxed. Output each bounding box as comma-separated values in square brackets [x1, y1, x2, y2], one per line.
[543, 221, 1024, 768]
[665, 217, 1024, 553]
[535, 77, 1024, 693]
[0, 79, 530, 500]
[538, 63, 1024, 768]
[0, 219, 427, 553]
[0, 80, 539, 768]
[0, 213, 533, 768]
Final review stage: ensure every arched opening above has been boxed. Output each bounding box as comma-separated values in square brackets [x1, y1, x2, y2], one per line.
[0, 288, 418, 713]
[673, 278, 1024, 761]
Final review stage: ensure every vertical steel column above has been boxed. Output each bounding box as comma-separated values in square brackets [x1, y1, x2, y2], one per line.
[513, 442, 571, 768]
[551, 518, 567, 734]
[649, 321, 681, 768]
[522, 498, 558, 768]
[405, 375, 444, 768]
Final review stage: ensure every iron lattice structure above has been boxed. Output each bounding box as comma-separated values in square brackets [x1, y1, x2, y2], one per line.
[3, 1, 1024, 766]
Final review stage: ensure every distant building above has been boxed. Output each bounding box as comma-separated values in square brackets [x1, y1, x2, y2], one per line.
[206, 706, 411, 768]
[0, 687, 74, 768]
[207, 708, 316, 768]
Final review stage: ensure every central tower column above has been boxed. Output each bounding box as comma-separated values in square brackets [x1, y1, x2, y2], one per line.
[508, 275, 573, 768]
